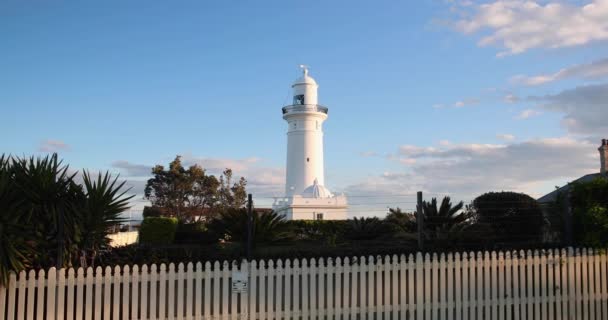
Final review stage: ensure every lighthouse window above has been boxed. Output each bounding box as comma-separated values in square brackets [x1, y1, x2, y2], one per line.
[294, 94, 305, 105]
[306, 157, 309, 162]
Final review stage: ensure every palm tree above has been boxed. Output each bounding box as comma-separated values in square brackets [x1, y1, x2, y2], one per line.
[209, 208, 292, 245]
[0, 155, 34, 286]
[385, 207, 417, 234]
[0, 154, 132, 286]
[78, 171, 132, 267]
[421, 196, 468, 241]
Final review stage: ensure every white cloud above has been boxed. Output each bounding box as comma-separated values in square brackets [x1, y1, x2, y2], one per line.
[38, 139, 70, 152]
[453, 97, 479, 107]
[454, 0, 608, 56]
[433, 98, 479, 109]
[503, 93, 519, 103]
[533, 83, 608, 136]
[112, 160, 151, 177]
[515, 109, 542, 119]
[345, 137, 599, 205]
[496, 133, 516, 141]
[511, 57, 608, 86]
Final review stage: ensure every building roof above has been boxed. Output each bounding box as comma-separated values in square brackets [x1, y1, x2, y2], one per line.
[537, 172, 604, 203]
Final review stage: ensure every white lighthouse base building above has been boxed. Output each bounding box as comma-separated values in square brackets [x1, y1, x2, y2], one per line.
[273, 179, 348, 220]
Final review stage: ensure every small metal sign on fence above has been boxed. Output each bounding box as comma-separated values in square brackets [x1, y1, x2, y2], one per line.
[231, 271, 248, 293]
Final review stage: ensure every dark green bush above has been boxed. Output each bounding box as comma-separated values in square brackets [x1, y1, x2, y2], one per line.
[571, 177, 608, 247]
[142, 206, 163, 218]
[289, 220, 347, 243]
[174, 222, 219, 245]
[139, 217, 178, 245]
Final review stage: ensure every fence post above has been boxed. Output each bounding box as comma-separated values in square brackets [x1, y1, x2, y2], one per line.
[247, 194, 253, 260]
[416, 191, 424, 251]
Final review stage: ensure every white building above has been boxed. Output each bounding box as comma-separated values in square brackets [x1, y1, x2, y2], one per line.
[272, 67, 348, 220]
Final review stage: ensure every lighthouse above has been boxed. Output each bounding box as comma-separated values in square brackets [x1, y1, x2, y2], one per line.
[272, 66, 348, 220]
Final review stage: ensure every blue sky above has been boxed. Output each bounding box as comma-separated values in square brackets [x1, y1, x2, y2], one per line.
[2, 1, 608, 216]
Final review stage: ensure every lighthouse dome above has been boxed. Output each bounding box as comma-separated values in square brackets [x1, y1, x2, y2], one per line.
[301, 179, 333, 198]
[292, 65, 318, 86]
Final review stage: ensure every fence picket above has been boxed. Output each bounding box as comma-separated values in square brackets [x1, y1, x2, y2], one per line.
[504, 252, 511, 320]
[177, 263, 185, 320]
[369, 256, 378, 320]
[601, 251, 608, 320]
[268, 260, 275, 320]
[461, 253, 469, 320]
[447, 252, 454, 320]
[150, 264, 158, 320]
[574, 248, 587, 319]
[327, 258, 334, 320]
[25, 270, 35, 320]
[259, 260, 267, 320]
[476, 252, 484, 320]
[131, 264, 140, 320]
[556, 249, 568, 320]
[293, 259, 300, 319]
[122, 265, 131, 320]
[593, 249, 602, 320]
[524, 250, 533, 320]
[195, 262, 202, 319]
[484, 251, 491, 320]
[160, 264, 168, 320]
[383, 255, 390, 318]
[84, 267, 94, 320]
[547, 250, 555, 320]
[513, 251, 521, 320]
[204, 262, 212, 320]
[141, 264, 149, 320]
[187, 262, 194, 320]
[250, 260, 258, 320]
[309, 259, 316, 320]
[112, 266, 120, 320]
[540, 251, 547, 320]
[7, 272, 16, 320]
[0, 273, 5, 320]
[391, 255, 398, 320]
[301, 259, 309, 320]
[319, 258, 327, 320]
[343, 257, 351, 319]
[336, 257, 343, 318]
[168, 264, 176, 320]
[349, 257, 358, 320]
[454, 253, 461, 320]
[36, 269, 46, 320]
[230, 261, 238, 320]
[103, 266, 111, 320]
[222, 261, 230, 320]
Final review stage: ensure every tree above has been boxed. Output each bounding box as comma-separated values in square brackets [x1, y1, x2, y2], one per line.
[570, 177, 608, 246]
[420, 196, 468, 243]
[144, 156, 248, 222]
[470, 192, 544, 245]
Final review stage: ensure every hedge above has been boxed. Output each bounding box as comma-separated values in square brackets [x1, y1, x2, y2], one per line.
[139, 217, 178, 245]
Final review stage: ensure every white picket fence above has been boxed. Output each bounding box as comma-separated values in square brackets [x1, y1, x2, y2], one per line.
[1, 247, 607, 320]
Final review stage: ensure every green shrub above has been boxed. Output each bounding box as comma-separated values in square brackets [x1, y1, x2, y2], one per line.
[139, 217, 178, 245]
[571, 177, 608, 246]
[289, 220, 347, 244]
[174, 222, 219, 245]
[142, 206, 163, 218]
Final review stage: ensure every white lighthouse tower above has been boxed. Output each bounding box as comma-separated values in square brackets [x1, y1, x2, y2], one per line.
[272, 66, 348, 220]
